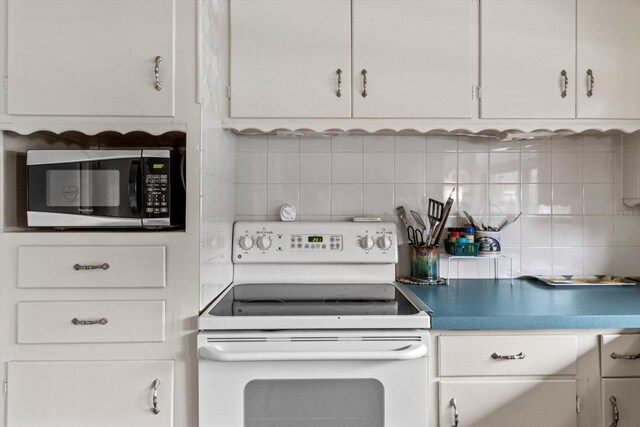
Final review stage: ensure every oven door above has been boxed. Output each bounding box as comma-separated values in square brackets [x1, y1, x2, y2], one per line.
[27, 150, 143, 227]
[198, 332, 428, 427]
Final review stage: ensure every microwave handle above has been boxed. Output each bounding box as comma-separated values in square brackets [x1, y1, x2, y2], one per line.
[129, 160, 141, 216]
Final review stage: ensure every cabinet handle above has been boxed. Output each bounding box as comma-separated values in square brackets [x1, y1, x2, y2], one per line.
[336, 69, 342, 98]
[73, 263, 110, 271]
[152, 379, 161, 414]
[609, 396, 619, 427]
[560, 70, 568, 98]
[610, 352, 640, 360]
[71, 317, 108, 325]
[586, 69, 594, 97]
[449, 398, 459, 427]
[155, 56, 163, 91]
[361, 69, 368, 98]
[491, 352, 525, 360]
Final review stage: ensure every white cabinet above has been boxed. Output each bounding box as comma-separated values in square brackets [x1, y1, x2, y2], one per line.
[602, 379, 640, 427]
[351, 0, 473, 118]
[230, 0, 351, 118]
[577, 0, 640, 119]
[480, 0, 576, 119]
[7, 360, 174, 427]
[7, 0, 175, 117]
[440, 380, 577, 427]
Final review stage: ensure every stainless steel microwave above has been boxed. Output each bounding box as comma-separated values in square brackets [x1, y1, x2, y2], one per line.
[26, 149, 185, 228]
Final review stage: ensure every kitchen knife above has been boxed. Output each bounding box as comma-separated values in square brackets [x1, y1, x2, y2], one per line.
[430, 187, 455, 246]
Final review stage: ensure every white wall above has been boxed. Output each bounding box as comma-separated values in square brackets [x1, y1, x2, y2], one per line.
[234, 133, 640, 278]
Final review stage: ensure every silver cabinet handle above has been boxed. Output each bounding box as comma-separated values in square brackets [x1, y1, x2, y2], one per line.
[361, 69, 368, 98]
[336, 69, 342, 97]
[561, 70, 568, 98]
[71, 317, 108, 325]
[491, 352, 525, 360]
[155, 56, 163, 91]
[609, 396, 619, 427]
[450, 398, 459, 427]
[586, 69, 594, 97]
[73, 263, 110, 271]
[611, 352, 640, 360]
[152, 379, 161, 414]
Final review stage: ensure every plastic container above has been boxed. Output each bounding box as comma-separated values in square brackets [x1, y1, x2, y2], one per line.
[475, 230, 501, 257]
[444, 240, 480, 256]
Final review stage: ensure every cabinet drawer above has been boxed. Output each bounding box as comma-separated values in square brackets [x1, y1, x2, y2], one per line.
[18, 246, 166, 288]
[439, 335, 577, 376]
[601, 334, 640, 377]
[17, 300, 165, 344]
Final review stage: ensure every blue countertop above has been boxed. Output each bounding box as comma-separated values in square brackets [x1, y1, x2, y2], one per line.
[403, 278, 640, 330]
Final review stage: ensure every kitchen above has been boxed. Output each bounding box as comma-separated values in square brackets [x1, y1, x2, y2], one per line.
[1, 0, 640, 426]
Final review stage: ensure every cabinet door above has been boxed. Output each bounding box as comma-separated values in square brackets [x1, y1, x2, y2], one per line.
[440, 380, 577, 427]
[602, 379, 640, 427]
[577, 0, 640, 119]
[230, 0, 351, 118]
[352, 0, 473, 118]
[7, 0, 174, 117]
[7, 361, 174, 427]
[480, 0, 576, 118]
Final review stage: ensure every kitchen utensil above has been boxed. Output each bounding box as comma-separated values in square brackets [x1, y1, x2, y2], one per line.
[425, 199, 443, 242]
[431, 188, 455, 246]
[463, 211, 479, 230]
[497, 212, 522, 231]
[410, 209, 428, 231]
[476, 230, 501, 257]
[396, 206, 410, 229]
[407, 225, 425, 247]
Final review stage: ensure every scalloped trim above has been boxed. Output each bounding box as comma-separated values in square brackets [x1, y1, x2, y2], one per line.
[0, 122, 187, 136]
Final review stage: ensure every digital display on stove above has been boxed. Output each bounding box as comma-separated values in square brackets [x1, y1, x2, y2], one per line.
[308, 236, 323, 243]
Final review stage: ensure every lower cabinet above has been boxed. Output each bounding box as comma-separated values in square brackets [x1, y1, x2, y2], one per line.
[602, 379, 640, 427]
[7, 360, 174, 427]
[440, 380, 577, 427]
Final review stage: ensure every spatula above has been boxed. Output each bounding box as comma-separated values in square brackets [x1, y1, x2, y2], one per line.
[425, 198, 444, 242]
[410, 210, 427, 231]
[431, 188, 455, 246]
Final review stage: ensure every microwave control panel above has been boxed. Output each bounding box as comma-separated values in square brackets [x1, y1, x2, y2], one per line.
[143, 157, 170, 217]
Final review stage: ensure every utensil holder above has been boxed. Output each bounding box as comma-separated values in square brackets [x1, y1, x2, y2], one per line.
[411, 246, 446, 285]
[476, 231, 501, 257]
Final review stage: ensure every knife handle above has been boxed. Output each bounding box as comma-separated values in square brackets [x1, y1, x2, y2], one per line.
[431, 199, 454, 246]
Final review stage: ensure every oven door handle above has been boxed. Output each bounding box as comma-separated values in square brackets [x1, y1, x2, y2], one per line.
[198, 342, 427, 362]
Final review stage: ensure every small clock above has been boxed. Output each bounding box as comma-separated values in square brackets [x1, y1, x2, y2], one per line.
[279, 204, 297, 222]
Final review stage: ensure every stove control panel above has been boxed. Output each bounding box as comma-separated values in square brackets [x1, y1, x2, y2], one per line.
[233, 222, 397, 264]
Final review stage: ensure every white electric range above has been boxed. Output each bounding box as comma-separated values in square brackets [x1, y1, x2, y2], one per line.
[198, 221, 431, 427]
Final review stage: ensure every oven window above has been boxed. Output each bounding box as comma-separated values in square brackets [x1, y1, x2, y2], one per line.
[46, 170, 120, 207]
[244, 379, 384, 427]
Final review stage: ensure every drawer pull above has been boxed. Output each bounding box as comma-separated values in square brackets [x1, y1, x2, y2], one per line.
[609, 396, 619, 427]
[491, 352, 525, 360]
[610, 352, 640, 360]
[449, 398, 459, 427]
[71, 317, 108, 326]
[152, 379, 161, 414]
[73, 263, 110, 271]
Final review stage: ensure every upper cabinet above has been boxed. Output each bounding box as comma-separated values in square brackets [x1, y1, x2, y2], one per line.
[7, 0, 175, 117]
[230, 0, 352, 118]
[352, 0, 473, 119]
[480, 0, 576, 119]
[577, 0, 640, 119]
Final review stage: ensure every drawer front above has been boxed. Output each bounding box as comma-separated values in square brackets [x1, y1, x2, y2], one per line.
[18, 300, 165, 344]
[601, 334, 640, 377]
[439, 335, 577, 377]
[18, 245, 166, 288]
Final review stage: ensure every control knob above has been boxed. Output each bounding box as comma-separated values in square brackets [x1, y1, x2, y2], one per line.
[360, 235, 375, 250]
[239, 235, 254, 250]
[378, 236, 393, 250]
[257, 235, 272, 250]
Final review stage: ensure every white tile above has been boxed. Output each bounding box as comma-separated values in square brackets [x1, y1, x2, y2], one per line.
[583, 216, 614, 246]
[363, 135, 395, 152]
[623, 136, 640, 168]
[614, 151, 623, 183]
[300, 135, 332, 152]
[267, 135, 300, 152]
[426, 135, 457, 152]
[583, 152, 614, 183]
[552, 248, 583, 275]
[521, 247, 553, 273]
[615, 246, 640, 276]
[583, 184, 614, 215]
[268, 152, 299, 183]
[521, 139, 552, 152]
[521, 216, 552, 247]
[614, 216, 640, 246]
[331, 184, 363, 216]
[300, 152, 331, 183]
[395, 152, 426, 183]
[458, 136, 490, 152]
[498, 247, 521, 278]
[622, 166, 640, 199]
[426, 153, 457, 183]
[490, 141, 521, 152]
[490, 153, 520, 183]
[236, 184, 267, 216]
[583, 247, 614, 275]
[395, 135, 426, 152]
[458, 184, 488, 215]
[552, 184, 583, 215]
[236, 135, 268, 152]
[522, 184, 552, 215]
[394, 184, 426, 215]
[236, 152, 267, 184]
[552, 216, 583, 247]
[582, 135, 617, 152]
[490, 215, 521, 246]
[552, 135, 583, 152]
[458, 258, 491, 278]
[299, 184, 331, 216]
[363, 184, 395, 217]
[331, 135, 363, 152]
[521, 152, 552, 183]
[298, 215, 332, 222]
[489, 184, 520, 214]
[552, 152, 583, 183]
[364, 152, 395, 183]
[332, 152, 363, 183]
[267, 184, 299, 216]
[458, 153, 489, 183]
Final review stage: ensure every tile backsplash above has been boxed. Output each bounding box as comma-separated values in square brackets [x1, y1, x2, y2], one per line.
[235, 133, 640, 278]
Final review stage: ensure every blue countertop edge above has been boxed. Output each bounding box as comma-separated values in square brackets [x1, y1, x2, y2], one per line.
[429, 315, 640, 330]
